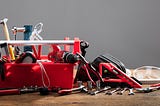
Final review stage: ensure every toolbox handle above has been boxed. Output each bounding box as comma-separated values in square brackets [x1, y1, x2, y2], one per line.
[0, 40, 75, 46]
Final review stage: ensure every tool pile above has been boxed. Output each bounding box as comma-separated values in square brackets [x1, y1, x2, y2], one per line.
[0, 18, 159, 96]
[57, 81, 135, 96]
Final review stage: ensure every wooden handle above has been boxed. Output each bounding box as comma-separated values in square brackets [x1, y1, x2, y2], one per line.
[3, 23, 10, 40]
[1, 18, 15, 60]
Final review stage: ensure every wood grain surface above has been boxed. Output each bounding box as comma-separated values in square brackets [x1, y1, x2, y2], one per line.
[0, 87, 159, 106]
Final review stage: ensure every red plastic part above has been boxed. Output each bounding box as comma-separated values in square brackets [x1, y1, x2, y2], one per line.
[38, 45, 42, 59]
[99, 63, 142, 88]
[0, 89, 20, 95]
[73, 37, 81, 54]
[0, 38, 81, 90]
[64, 37, 70, 52]
[32, 46, 39, 59]
[47, 45, 61, 62]
[150, 83, 160, 87]
[0, 62, 76, 89]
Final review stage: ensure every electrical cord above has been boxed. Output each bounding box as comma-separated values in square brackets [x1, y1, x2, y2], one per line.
[82, 65, 96, 86]
[76, 53, 103, 85]
[37, 60, 50, 88]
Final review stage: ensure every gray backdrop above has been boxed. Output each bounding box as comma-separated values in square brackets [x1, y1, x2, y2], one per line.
[0, 0, 160, 68]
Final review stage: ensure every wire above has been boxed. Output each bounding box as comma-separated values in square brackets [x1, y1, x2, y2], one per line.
[77, 52, 103, 84]
[37, 60, 50, 88]
[82, 65, 96, 86]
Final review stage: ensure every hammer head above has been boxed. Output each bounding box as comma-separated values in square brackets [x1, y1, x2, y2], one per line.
[0, 18, 8, 24]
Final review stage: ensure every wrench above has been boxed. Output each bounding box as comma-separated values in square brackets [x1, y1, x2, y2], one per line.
[106, 87, 121, 95]
[117, 88, 128, 95]
[90, 80, 111, 95]
[58, 81, 85, 95]
[128, 88, 135, 95]
[90, 86, 111, 95]
[87, 81, 93, 94]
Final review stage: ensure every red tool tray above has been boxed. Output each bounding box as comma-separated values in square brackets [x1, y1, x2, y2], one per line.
[0, 62, 77, 89]
[0, 38, 81, 89]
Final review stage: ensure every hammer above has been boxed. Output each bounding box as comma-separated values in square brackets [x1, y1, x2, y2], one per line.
[0, 18, 15, 60]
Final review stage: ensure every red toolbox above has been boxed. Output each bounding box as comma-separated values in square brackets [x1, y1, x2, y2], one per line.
[0, 62, 77, 89]
[0, 38, 81, 90]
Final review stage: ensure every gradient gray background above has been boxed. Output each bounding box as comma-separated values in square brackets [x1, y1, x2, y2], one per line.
[0, 0, 160, 68]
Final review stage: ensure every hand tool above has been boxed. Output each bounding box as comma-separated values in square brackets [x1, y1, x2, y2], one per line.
[11, 25, 38, 63]
[87, 81, 93, 94]
[90, 86, 111, 95]
[12, 23, 43, 59]
[105, 87, 121, 95]
[0, 18, 15, 60]
[11, 25, 33, 52]
[89, 80, 104, 95]
[11, 27, 25, 57]
[136, 86, 160, 93]
[117, 87, 128, 95]
[81, 87, 88, 93]
[128, 88, 135, 95]
[96, 80, 101, 90]
[75, 81, 88, 93]
[58, 81, 85, 95]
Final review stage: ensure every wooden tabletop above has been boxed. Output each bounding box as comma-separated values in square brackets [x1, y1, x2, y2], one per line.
[0, 87, 159, 106]
[0, 69, 159, 106]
